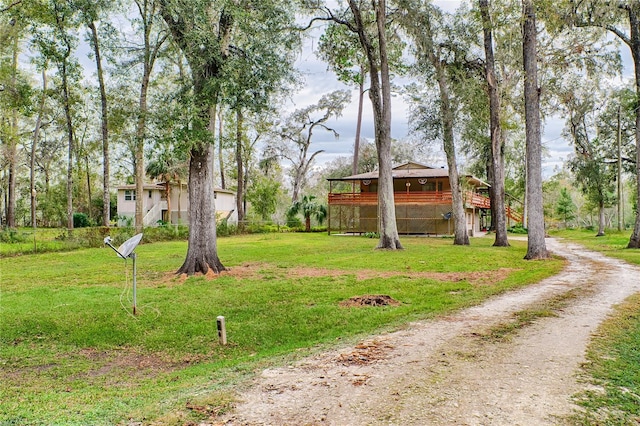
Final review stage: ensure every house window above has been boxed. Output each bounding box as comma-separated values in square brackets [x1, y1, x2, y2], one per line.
[438, 182, 443, 192]
[125, 190, 136, 201]
[422, 182, 436, 191]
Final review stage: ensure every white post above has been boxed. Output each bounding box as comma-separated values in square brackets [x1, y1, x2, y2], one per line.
[217, 316, 227, 345]
[132, 252, 137, 315]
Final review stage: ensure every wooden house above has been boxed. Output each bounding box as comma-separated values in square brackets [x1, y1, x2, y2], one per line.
[327, 161, 521, 236]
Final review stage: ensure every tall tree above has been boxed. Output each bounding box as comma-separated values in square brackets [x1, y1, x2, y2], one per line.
[563, 83, 616, 236]
[131, 0, 168, 233]
[399, 1, 469, 245]
[0, 11, 22, 228]
[159, 0, 299, 275]
[30, 63, 47, 229]
[77, 0, 115, 227]
[270, 90, 350, 203]
[31, 1, 81, 232]
[570, 0, 640, 247]
[219, 15, 298, 223]
[522, 0, 549, 259]
[479, 0, 509, 247]
[317, 22, 368, 176]
[311, 0, 404, 249]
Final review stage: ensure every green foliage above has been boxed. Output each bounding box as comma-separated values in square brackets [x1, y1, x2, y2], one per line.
[245, 221, 291, 234]
[285, 212, 303, 229]
[0, 234, 563, 424]
[0, 229, 28, 243]
[246, 177, 281, 221]
[143, 224, 189, 242]
[287, 195, 327, 232]
[216, 220, 237, 237]
[507, 223, 528, 234]
[73, 212, 92, 228]
[555, 187, 577, 227]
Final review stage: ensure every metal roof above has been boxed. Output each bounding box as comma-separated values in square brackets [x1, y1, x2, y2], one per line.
[327, 162, 490, 187]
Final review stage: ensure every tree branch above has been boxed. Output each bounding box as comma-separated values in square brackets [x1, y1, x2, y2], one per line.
[0, 0, 21, 13]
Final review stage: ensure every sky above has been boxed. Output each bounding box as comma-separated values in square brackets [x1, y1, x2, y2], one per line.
[287, 0, 636, 178]
[62, 0, 634, 180]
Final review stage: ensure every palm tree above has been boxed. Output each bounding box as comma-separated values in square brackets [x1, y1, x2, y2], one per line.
[146, 151, 187, 224]
[287, 195, 327, 232]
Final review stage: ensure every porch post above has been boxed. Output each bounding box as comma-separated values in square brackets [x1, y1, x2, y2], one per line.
[328, 181, 332, 235]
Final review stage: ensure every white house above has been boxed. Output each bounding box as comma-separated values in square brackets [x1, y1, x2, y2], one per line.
[116, 181, 237, 227]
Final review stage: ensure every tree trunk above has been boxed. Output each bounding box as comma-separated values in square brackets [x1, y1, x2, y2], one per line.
[165, 181, 171, 223]
[424, 11, 469, 246]
[89, 20, 111, 227]
[31, 67, 47, 229]
[522, 0, 549, 259]
[177, 144, 225, 275]
[85, 154, 92, 219]
[61, 61, 74, 232]
[348, 0, 402, 249]
[479, 0, 509, 247]
[291, 164, 303, 204]
[305, 215, 311, 232]
[627, 4, 640, 248]
[353, 67, 365, 176]
[235, 108, 245, 223]
[133, 0, 166, 232]
[135, 66, 150, 232]
[160, 0, 230, 274]
[177, 180, 182, 222]
[440, 90, 468, 245]
[7, 34, 19, 228]
[218, 107, 226, 189]
[597, 200, 606, 236]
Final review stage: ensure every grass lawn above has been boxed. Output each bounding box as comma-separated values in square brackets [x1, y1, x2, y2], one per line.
[1, 233, 563, 425]
[549, 228, 640, 266]
[549, 229, 640, 424]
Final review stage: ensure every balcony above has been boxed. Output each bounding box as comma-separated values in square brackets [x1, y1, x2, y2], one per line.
[329, 191, 490, 209]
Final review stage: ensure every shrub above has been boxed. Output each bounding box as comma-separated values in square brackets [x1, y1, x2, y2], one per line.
[73, 213, 92, 228]
[0, 229, 28, 243]
[508, 223, 528, 234]
[216, 220, 238, 237]
[143, 224, 189, 242]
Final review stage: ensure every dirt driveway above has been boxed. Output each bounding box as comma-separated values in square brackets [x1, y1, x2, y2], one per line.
[220, 238, 640, 425]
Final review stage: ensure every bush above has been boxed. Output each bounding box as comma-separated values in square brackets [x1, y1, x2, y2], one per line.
[143, 224, 189, 242]
[0, 229, 28, 243]
[73, 213, 92, 228]
[508, 223, 528, 234]
[216, 220, 238, 237]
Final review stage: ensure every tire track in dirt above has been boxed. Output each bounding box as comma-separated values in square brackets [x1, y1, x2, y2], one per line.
[221, 238, 640, 425]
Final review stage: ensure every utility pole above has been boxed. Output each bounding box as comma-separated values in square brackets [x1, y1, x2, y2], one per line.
[617, 105, 623, 231]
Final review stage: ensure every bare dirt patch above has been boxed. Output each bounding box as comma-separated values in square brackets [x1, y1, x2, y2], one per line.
[334, 340, 395, 366]
[220, 238, 640, 425]
[339, 294, 401, 308]
[155, 263, 516, 288]
[77, 347, 179, 380]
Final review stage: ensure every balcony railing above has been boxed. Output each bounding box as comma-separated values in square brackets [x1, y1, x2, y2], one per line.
[328, 191, 522, 223]
[329, 191, 487, 208]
